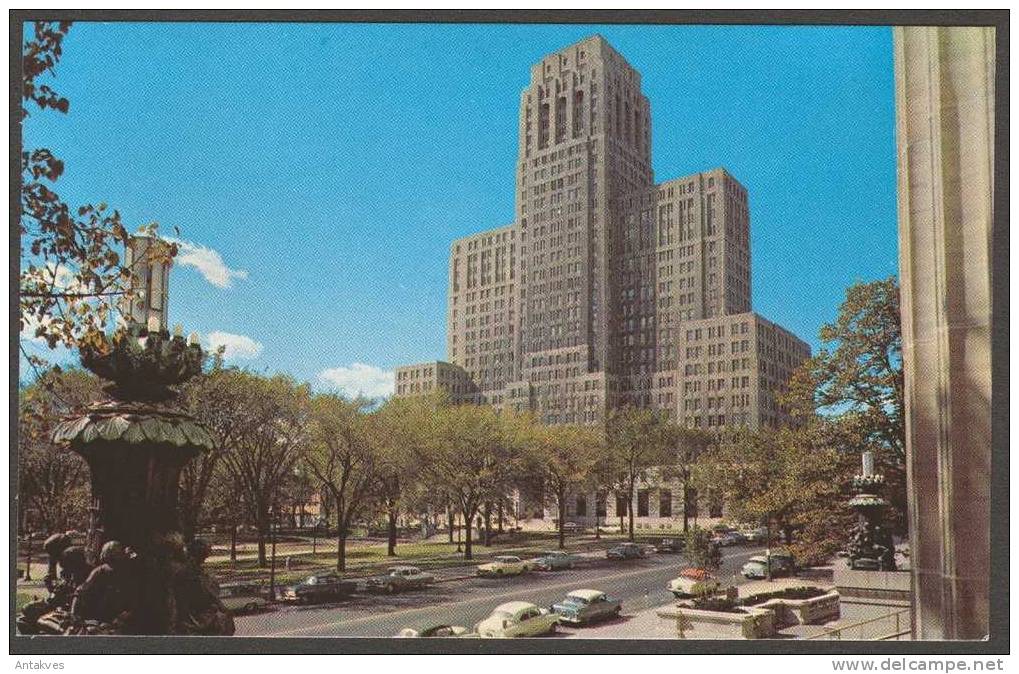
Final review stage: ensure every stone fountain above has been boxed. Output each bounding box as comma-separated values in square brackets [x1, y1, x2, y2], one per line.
[847, 451, 897, 572]
[17, 234, 234, 635]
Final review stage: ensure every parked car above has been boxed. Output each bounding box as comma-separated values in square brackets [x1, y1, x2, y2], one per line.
[551, 589, 622, 625]
[606, 542, 646, 560]
[218, 584, 270, 614]
[282, 574, 357, 604]
[366, 565, 436, 594]
[739, 526, 769, 543]
[561, 522, 582, 533]
[397, 624, 472, 638]
[710, 531, 743, 547]
[475, 601, 559, 638]
[476, 555, 533, 576]
[668, 568, 722, 598]
[656, 538, 685, 553]
[530, 550, 578, 571]
[741, 553, 796, 579]
[639, 543, 658, 556]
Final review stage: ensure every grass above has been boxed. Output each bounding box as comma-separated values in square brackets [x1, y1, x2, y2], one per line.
[16, 589, 43, 614]
[204, 530, 618, 588]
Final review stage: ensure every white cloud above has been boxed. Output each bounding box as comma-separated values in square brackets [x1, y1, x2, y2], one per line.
[318, 363, 395, 399]
[170, 239, 248, 289]
[205, 331, 264, 360]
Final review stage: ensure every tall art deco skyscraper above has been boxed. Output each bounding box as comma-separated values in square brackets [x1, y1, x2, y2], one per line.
[396, 35, 809, 436]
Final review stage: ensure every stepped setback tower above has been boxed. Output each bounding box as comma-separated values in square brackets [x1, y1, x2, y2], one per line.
[396, 35, 809, 435]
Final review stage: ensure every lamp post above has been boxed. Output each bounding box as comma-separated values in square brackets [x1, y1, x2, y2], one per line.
[268, 503, 279, 601]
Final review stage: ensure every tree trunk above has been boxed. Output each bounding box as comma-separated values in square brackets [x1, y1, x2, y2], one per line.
[257, 528, 268, 567]
[557, 492, 566, 549]
[463, 509, 474, 560]
[447, 507, 455, 544]
[387, 506, 398, 557]
[483, 502, 492, 546]
[336, 530, 347, 572]
[230, 522, 238, 564]
[497, 500, 504, 534]
[682, 476, 690, 533]
[627, 485, 635, 542]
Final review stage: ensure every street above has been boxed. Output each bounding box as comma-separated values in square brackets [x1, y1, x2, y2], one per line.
[235, 546, 765, 637]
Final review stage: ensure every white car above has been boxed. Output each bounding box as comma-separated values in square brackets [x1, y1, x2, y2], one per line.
[477, 555, 533, 576]
[475, 601, 559, 638]
[668, 568, 722, 598]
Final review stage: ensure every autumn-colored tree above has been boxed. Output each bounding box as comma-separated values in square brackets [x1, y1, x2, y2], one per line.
[783, 276, 906, 530]
[604, 407, 672, 541]
[527, 423, 605, 549]
[20, 21, 173, 355]
[304, 394, 379, 572]
[17, 367, 102, 533]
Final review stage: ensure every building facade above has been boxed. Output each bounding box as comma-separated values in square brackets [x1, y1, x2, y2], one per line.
[394, 35, 811, 527]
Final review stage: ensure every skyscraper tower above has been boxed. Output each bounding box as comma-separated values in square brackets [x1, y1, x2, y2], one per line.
[515, 36, 653, 421]
[402, 34, 808, 433]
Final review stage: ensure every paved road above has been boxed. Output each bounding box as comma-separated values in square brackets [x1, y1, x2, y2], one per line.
[235, 546, 765, 637]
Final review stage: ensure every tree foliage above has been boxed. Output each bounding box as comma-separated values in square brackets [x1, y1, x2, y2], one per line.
[604, 407, 672, 540]
[20, 21, 174, 354]
[683, 526, 722, 571]
[17, 367, 102, 533]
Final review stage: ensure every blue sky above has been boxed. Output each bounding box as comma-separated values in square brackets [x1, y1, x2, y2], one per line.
[21, 22, 898, 397]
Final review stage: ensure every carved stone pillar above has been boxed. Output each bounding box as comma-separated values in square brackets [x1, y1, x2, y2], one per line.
[893, 25, 994, 640]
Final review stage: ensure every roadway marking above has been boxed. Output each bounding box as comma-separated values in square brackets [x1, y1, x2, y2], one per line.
[258, 548, 762, 637]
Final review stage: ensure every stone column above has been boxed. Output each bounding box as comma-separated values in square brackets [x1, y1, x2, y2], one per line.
[893, 25, 994, 640]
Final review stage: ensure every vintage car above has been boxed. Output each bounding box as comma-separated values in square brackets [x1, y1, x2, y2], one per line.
[668, 568, 723, 598]
[656, 538, 685, 553]
[550, 589, 622, 625]
[530, 550, 579, 571]
[476, 555, 533, 576]
[741, 553, 796, 579]
[282, 574, 357, 604]
[739, 526, 769, 543]
[218, 584, 270, 614]
[606, 542, 646, 560]
[561, 521, 582, 533]
[366, 565, 436, 593]
[710, 530, 744, 547]
[397, 624, 473, 638]
[475, 601, 559, 638]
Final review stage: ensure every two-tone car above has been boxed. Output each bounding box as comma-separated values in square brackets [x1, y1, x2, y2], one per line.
[741, 553, 796, 579]
[667, 568, 722, 598]
[282, 574, 357, 604]
[366, 565, 436, 594]
[476, 555, 533, 577]
[218, 583, 270, 614]
[530, 550, 578, 571]
[550, 589, 622, 625]
[606, 542, 646, 560]
[475, 601, 559, 638]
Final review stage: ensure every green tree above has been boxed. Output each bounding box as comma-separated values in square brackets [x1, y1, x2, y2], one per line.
[304, 394, 379, 572]
[605, 407, 672, 541]
[372, 393, 445, 556]
[424, 405, 523, 559]
[527, 422, 604, 549]
[217, 373, 310, 567]
[20, 21, 173, 354]
[17, 367, 102, 533]
[683, 526, 722, 572]
[660, 425, 715, 533]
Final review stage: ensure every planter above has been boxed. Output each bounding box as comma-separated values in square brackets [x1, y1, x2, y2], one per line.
[658, 605, 776, 639]
[758, 590, 841, 627]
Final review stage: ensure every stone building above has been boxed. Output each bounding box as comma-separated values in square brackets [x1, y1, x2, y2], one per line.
[395, 35, 811, 528]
